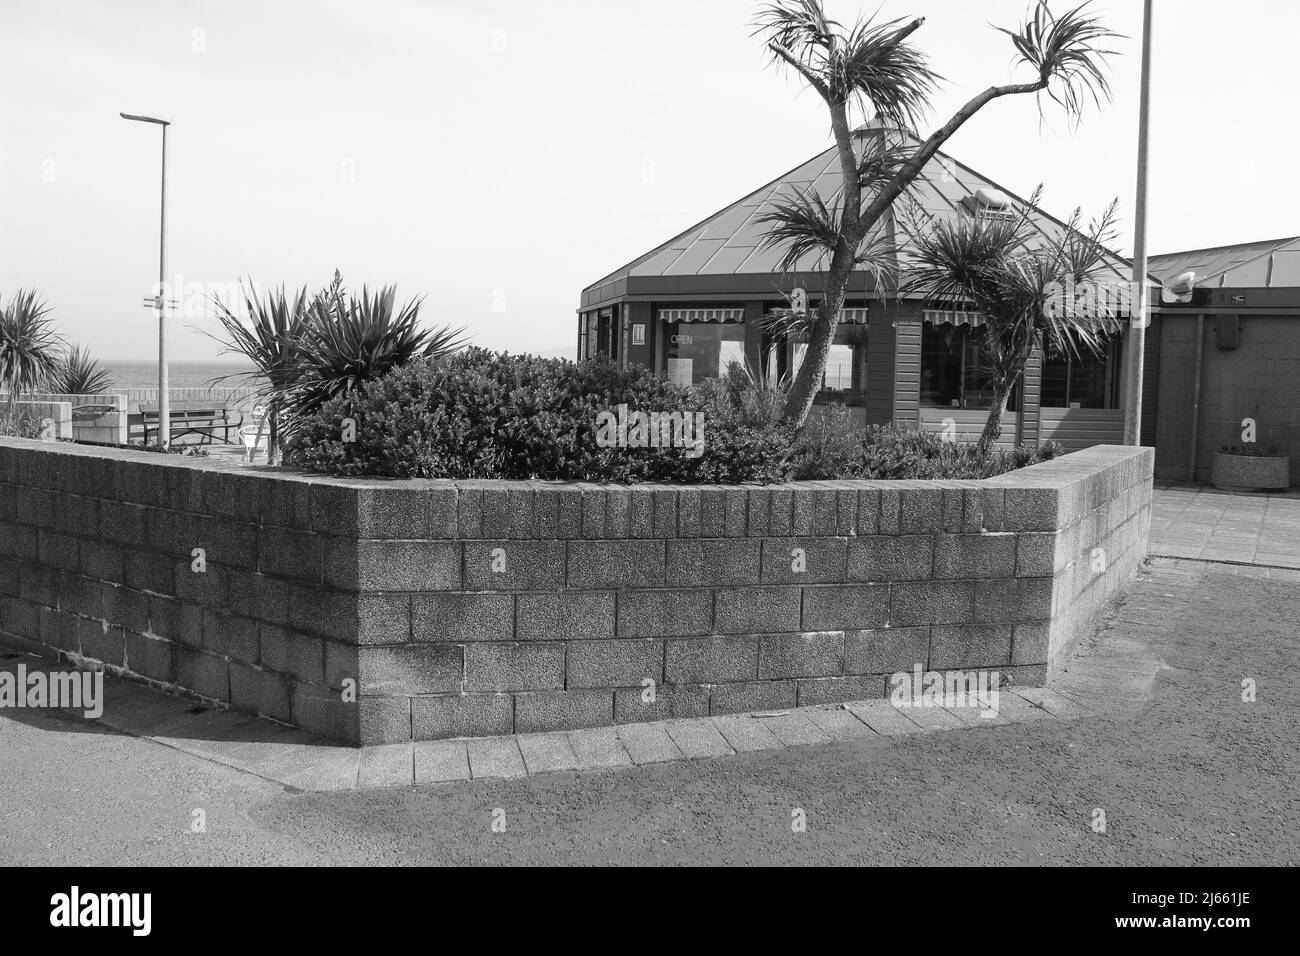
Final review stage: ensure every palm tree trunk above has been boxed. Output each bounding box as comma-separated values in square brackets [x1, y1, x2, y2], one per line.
[783, 245, 855, 428]
[977, 384, 1010, 456]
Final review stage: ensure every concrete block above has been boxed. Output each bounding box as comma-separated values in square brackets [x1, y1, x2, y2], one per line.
[843, 627, 930, 674]
[888, 580, 975, 626]
[568, 540, 665, 589]
[1011, 621, 1050, 665]
[260, 526, 322, 583]
[796, 675, 887, 706]
[651, 488, 679, 538]
[932, 534, 1017, 579]
[722, 486, 747, 537]
[760, 537, 847, 584]
[515, 592, 615, 641]
[309, 483, 361, 536]
[555, 486, 583, 539]
[258, 624, 326, 684]
[360, 643, 463, 695]
[714, 586, 800, 634]
[1016, 532, 1060, 577]
[899, 486, 944, 534]
[929, 624, 1013, 669]
[514, 688, 612, 733]
[77, 619, 126, 668]
[481, 486, 513, 538]
[801, 584, 888, 631]
[604, 488, 629, 539]
[202, 609, 259, 663]
[353, 540, 461, 591]
[790, 487, 814, 535]
[580, 484, 606, 538]
[1001, 486, 1061, 531]
[710, 680, 796, 716]
[666, 539, 759, 587]
[675, 486, 700, 538]
[811, 485, 839, 535]
[758, 631, 844, 679]
[357, 592, 410, 645]
[412, 693, 513, 739]
[617, 589, 712, 637]
[767, 488, 793, 536]
[464, 642, 562, 692]
[228, 661, 291, 722]
[972, 578, 1053, 623]
[565, 638, 663, 688]
[174, 646, 231, 701]
[358, 696, 412, 745]
[614, 682, 710, 723]
[629, 487, 655, 538]
[456, 485, 482, 538]
[412, 592, 514, 642]
[665, 636, 758, 683]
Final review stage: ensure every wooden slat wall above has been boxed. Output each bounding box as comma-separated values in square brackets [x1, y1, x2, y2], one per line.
[918, 408, 1017, 449]
[1020, 344, 1043, 448]
[865, 302, 897, 426]
[1040, 407, 1124, 452]
[893, 317, 922, 428]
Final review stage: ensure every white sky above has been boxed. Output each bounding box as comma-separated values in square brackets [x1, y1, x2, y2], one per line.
[2, 0, 1297, 361]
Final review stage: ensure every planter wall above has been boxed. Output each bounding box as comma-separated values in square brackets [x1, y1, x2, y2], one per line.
[1211, 452, 1291, 491]
[0, 438, 1153, 745]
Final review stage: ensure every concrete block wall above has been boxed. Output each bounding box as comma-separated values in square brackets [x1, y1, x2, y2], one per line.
[0, 438, 1152, 745]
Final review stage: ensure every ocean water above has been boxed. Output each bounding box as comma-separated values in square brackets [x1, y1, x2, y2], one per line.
[103, 361, 261, 392]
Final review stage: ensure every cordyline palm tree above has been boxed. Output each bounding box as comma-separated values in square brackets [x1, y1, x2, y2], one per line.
[0, 289, 63, 424]
[49, 345, 113, 395]
[902, 188, 1122, 452]
[206, 281, 314, 464]
[754, 0, 1119, 427]
[285, 283, 466, 422]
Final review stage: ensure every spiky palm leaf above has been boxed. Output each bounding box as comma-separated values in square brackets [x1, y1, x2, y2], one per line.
[997, 1, 1120, 122]
[754, 1, 936, 128]
[284, 285, 467, 421]
[49, 345, 113, 395]
[0, 289, 63, 412]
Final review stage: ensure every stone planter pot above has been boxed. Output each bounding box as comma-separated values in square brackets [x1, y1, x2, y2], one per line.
[1212, 452, 1291, 491]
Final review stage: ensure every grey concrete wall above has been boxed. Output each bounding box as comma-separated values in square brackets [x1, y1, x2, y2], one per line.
[1155, 313, 1300, 484]
[0, 438, 1152, 745]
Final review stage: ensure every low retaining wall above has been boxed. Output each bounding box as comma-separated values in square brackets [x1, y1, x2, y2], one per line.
[0, 438, 1153, 745]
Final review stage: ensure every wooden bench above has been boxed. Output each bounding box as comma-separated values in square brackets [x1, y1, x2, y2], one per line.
[136, 401, 243, 445]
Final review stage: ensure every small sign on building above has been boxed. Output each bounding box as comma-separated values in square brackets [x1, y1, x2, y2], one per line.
[632, 323, 645, 346]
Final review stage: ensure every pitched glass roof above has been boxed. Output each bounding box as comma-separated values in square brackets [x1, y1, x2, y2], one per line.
[583, 129, 1132, 293]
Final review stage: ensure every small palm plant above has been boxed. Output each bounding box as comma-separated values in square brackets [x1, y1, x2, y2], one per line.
[902, 188, 1122, 452]
[284, 283, 466, 421]
[0, 289, 63, 428]
[49, 345, 113, 395]
[207, 281, 314, 464]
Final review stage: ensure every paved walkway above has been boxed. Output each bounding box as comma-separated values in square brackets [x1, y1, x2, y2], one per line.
[1151, 481, 1300, 571]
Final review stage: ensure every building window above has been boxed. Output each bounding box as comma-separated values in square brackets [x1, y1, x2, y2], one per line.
[1041, 332, 1123, 409]
[764, 303, 869, 405]
[920, 324, 1018, 411]
[664, 321, 746, 385]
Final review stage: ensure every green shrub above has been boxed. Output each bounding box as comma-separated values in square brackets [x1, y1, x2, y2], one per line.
[286, 349, 1063, 483]
[285, 349, 791, 482]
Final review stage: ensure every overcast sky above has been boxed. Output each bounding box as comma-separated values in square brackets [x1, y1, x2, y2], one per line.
[2, 0, 1296, 362]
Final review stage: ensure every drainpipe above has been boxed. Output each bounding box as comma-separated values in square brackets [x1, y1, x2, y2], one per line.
[1188, 313, 1205, 482]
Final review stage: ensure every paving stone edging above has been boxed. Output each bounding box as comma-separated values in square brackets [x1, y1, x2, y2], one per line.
[0, 439, 1153, 745]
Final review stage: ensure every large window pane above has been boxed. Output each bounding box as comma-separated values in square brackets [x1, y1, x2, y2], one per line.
[921, 324, 1017, 410]
[1041, 333, 1122, 408]
[665, 322, 747, 384]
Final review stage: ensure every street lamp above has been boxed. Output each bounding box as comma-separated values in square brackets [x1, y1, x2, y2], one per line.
[120, 111, 172, 448]
[1122, 1, 1153, 446]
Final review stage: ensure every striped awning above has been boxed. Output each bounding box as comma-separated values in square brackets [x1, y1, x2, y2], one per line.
[924, 309, 985, 328]
[658, 308, 745, 323]
[840, 308, 869, 325]
[924, 308, 1128, 331]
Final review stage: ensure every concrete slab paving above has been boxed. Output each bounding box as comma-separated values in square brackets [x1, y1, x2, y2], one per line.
[759, 712, 832, 746]
[712, 715, 785, 751]
[413, 740, 471, 783]
[617, 722, 684, 764]
[664, 718, 734, 758]
[804, 706, 879, 740]
[845, 700, 926, 735]
[566, 727, 632, 770]
[516, 732, 579, 774]
[466, 737, 527, 780]
[358, 743, 415, 788]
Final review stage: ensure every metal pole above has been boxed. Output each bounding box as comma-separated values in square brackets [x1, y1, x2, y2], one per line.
[158, 123, 170, 449]
[1123, 0, 1153, 446]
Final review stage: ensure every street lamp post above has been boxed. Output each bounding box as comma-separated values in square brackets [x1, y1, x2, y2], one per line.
[120, 111, 172, 449]
[1122, 0, 1153, 446]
